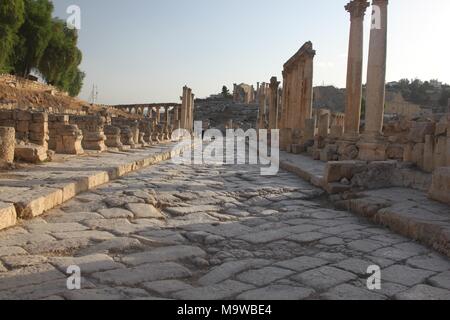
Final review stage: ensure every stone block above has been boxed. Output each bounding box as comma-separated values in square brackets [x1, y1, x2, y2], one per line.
[0, 202, 17, 231]
[14, 110, 32, 121]
[408, 122, 435, 143]
[429, 167, 450, 205]
[386, 144, 404, 160]
[0, 126, 15, 167]
[329, 125, 344, 139]
[291, 144, 306, 154]
[324, 161, 367, 183]
[320, 144, 338, 162]
[423, 135, 435, 173]
[358, 141, 387, 161]
[412, 143, 425, 169]
[14, 144, 48, 163]
[0, 110, 13, 120]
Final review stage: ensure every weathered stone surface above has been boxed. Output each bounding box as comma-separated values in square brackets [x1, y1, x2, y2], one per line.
[142, 280, 193, 295]
[125, 203, 164, 219]
[173, 280, 254, 300]
[198, 259, 272, 286]
[0, 127, 15, 167]
[429, 167, 450, 206]
[293, 267, 357, 290]
[0, 246, 27, 257]
[275, 256, 328, 273]
[382, 265, 435, 286]
[0, 263, 65, 291]
[429, 271, 450, 290]
[0, 202, 17, 231]
[238, 285, 315, 300]
[322, 284, 386, 300]
[236, 267, 294, 286]
[395, 285, 450, 300]
[98, 208, 134, 219]
[92, 262, 191, 286]
[121, 245, 206, 266]
[50, 254, 124, 274]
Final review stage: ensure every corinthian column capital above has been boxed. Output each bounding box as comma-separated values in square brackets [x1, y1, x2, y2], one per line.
[345, 0, 370, 19]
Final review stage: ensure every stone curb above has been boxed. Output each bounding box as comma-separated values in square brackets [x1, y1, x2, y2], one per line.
[0, 142, 191, 231]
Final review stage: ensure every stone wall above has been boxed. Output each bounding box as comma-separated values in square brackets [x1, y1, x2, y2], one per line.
[0, 109, 49, 163]
[280, 41, 315, 152]
[48, 115, 84, 155]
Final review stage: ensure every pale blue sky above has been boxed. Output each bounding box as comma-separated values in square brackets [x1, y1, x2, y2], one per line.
[52, 0, 450, 105]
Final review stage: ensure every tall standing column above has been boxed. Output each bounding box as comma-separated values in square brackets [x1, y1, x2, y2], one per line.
[358, 0, 389, 161]
[180, 86, 188, 130]
[303, 53, 315, 132]
[189, 92, 195, 132]
[364, 0, 388, 138]
[344, 0, 370, 139]
[164, 106, 170, 124]
[258, 86, 266, 130]
[269, 77, 280, 130]
[155, 107, 161, 124]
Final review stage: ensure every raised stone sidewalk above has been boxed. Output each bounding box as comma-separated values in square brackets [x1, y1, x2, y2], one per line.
[0, 142, 188, 231]
[277, 151, 450, 258]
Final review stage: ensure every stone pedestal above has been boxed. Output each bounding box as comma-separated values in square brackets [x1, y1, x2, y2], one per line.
[104, 125, 123, 149]
[82, 132, 107, 152]
[357, 139, 387, 161]
[120, 126, 137, 148]
[55, 125, 84, 155]
[0, 127, 15, 167]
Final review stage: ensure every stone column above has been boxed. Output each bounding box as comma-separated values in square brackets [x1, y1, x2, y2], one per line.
[190, 93, 195, 132]
[364, 0, 389, 138]
[344, 0, 370, 139]
[269, 77, 280, 130]
[358, 0, 389, 161]
[302, 54, 315, 133]
[258, 88, 266, 130]
[0, 127, 15, 167]
[155, 107, 161, 124]
[447, 122, 450, 166]
[181, 87, 188, 130]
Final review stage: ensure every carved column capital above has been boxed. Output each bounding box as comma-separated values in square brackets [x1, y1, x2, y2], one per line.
[345, 0, 370, 19]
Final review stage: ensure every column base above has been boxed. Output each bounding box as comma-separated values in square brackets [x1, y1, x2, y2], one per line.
[357, 133, 387, 161]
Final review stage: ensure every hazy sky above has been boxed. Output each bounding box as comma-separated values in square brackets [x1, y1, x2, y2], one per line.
[52, 0, 450, 105]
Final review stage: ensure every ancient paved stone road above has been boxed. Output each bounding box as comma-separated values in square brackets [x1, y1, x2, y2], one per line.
[1, 158, 450, 300]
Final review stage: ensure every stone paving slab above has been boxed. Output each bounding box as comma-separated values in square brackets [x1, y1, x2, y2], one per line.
[335, 188, 450, 257]
[0, 142, 188, 230]
[278, 152, 326, 188]
[275, 152, 450, 258]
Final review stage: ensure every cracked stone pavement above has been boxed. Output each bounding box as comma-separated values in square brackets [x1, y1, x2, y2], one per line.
[1, 157, 450, 300]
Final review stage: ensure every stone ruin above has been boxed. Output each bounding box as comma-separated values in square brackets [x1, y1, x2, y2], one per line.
[0, 86, 196, 168]
[258, 0, 450, 206]
[0, 109, 50, 163]
[233, 83, 256, 104]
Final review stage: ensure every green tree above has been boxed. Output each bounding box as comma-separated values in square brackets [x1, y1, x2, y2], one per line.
[39, 18, 85, 95]
[0, 0, 25, 72]
[13, 0, 53, 76]
[221, 85, 231, 98]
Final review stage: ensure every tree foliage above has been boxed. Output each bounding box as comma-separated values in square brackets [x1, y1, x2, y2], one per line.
[221, 85, 231, 98]
[0, 0, 25, 72]
[0, 0, 84, 96]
